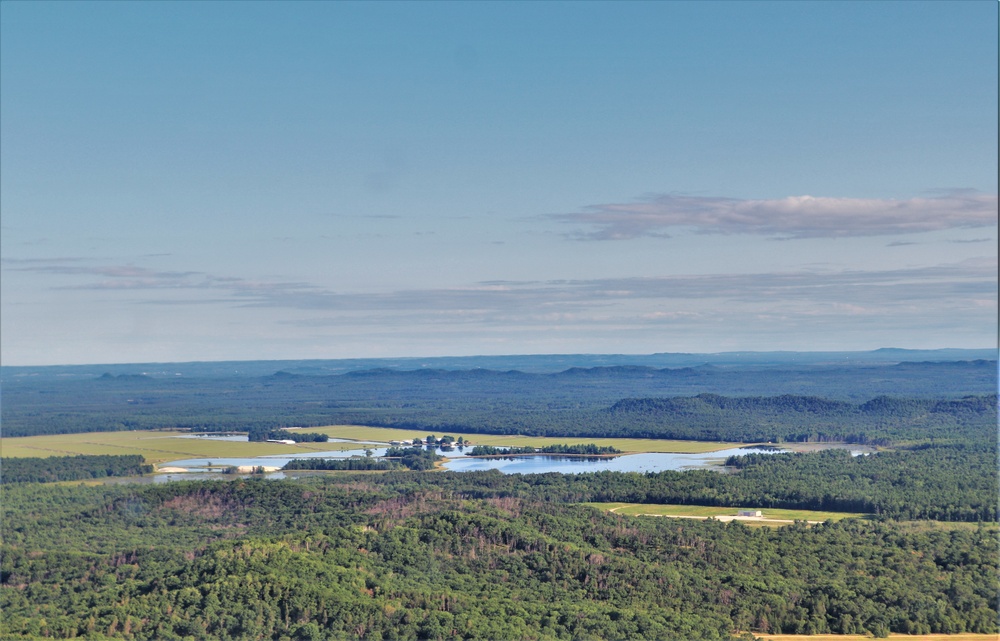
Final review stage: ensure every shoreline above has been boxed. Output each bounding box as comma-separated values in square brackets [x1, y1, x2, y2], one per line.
[464, 452, 623, 459]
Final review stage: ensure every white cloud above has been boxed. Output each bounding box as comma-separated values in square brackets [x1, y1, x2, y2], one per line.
[552, 190, 998, 240]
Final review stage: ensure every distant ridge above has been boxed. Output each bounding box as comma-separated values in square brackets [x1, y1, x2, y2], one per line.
[2, 348, 995, 381]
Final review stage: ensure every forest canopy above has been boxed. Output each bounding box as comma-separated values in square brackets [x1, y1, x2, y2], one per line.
[2, 476, 997, 640]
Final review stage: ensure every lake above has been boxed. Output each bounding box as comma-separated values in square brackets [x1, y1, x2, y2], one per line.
[152, 444, 871, 480]
[439, 447, 785, 474]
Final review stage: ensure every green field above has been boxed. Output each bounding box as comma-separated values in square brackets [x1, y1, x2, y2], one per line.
[758, 635, 998, 641]
[0, 425, 746, 466]
[585, 502, 870, 524]
[0, 430, 377, 465]
[309, 424, 745, 453]
[888, 519, 1000, 533]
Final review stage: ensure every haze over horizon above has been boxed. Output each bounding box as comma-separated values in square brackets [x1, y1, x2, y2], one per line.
[2, 2, 997, 366]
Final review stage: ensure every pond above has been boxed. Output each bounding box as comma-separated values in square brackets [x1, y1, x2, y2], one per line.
[154, 442, 875, 481]
[164, 445, 467, 471]
[154, 444, 824, 479]
[439, 447, 788, 474]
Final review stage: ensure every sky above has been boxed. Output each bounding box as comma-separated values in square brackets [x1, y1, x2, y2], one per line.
[1, 1, 997, 366]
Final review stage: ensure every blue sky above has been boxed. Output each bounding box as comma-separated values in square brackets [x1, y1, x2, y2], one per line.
[1, 1, 996, 365]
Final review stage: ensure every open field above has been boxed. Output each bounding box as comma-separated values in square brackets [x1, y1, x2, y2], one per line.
[1, 426, 746, 465]
[758, 635, 997, 641]
[309, 424, 746, 453]
[890, 519, 999, 533]
[586, 502, 870, 525]
[0, 430, 377, 465]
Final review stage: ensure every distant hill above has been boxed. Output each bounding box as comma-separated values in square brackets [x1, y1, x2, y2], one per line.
[2, 348, 995, 381]
[2, 356, 996, 438]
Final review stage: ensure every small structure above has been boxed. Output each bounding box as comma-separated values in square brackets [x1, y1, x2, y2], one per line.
[737, 510, 763, 517]
[266, 439, 296, 445]
[235, 465, 281, 473]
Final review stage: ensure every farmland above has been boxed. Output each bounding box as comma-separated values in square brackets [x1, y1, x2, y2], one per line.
[0, 425, 746, 466]
[309, 424, 744, 453]
[0, 429, 369, 465]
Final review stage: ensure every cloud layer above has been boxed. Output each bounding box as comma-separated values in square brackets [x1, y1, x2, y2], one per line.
[4, 256, 995, 364]
[553, 190, 998, 240]
[9, 257, 995, 319]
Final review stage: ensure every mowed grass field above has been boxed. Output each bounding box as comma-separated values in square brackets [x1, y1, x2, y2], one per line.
[309, 424, 746, 453]
[1, 425, 746, 466]
[586, 502, 870, 525]
[0, 430, 376, 465]
[758, 635, 996, 641]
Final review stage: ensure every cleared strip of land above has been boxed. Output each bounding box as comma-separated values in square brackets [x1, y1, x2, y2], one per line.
[758, 635, 996, 641]
[586, 502, 869, 525]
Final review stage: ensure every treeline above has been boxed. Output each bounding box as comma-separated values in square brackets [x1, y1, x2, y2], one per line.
[247, 428, 329, 442]
[281, 450, 443, 472]
[602, 393, 998, 445]
[469, 443, 621, 456]
[0, 454, 153, 484]
[712, 444, 999, 521]
[2, 478, 996, 639]
[469, 445, 538, 455]
[540, 443, 620, 455]
[282, 457, 398, 471]
[412, 435, 462, 446]
[383, 447, 443, 470]
[296, 393, 999, 447]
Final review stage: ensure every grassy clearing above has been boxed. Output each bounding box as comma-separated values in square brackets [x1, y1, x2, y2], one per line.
[0, 430, 372, 465]
[890, 520, 999, 533]
[587, 503, 1000, 531]
[758, 635, 996, 641]
[585, 502, 869, 524]
[310, 424, 746, 453]
[1, 425, 746, 466]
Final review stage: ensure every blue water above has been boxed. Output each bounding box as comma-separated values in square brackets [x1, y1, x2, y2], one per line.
[157, 444, 874, 480]
[158, 445, 794, 477]
[166, 445, 472, 470]
[439, 447, 783, 474]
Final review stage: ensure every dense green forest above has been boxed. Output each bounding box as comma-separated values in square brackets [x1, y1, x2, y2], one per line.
[283, 449, 442, 472]
[285, 450, 996, 523]
[3, 441, 995, 521]
[2, 477, 996, 640]
[247, 428, 329, 443]
[0, 455, 153, 484]
[2, 361, 995, 438]
[604, 393, 998, 444]
[382, 447, 444, 471]
[281, 457, 399, 472]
